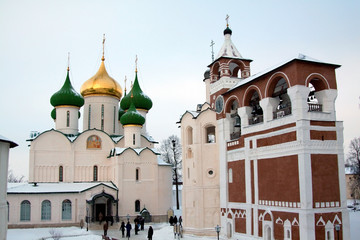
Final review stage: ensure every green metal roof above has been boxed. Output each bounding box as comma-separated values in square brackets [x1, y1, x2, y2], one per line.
[120, 72, 152, 111]
[50, 70, 84, 107]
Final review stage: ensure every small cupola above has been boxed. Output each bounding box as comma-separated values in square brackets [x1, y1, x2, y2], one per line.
[120, 58, 152, 111]
[50, 69, 84, 108]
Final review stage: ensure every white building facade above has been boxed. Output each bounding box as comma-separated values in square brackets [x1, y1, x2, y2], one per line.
[7, 49, 172, 228]
[180, 21, 349, 239]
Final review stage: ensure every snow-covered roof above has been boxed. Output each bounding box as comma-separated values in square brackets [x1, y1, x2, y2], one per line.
[215, 32, 242, 60]
[0, 134, 18, 148]
[111, 147, 160, 156]
[27, 129, 123, 144]
[111, 135, 123, 142]
[142, 134, 158, 143]
[7, 182, 117, 194]
[229, 54, 340, 92]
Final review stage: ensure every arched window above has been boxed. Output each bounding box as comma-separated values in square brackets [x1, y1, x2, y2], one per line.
[228, 168, 233, 183]
[133, 134, 136, 145]
[228, 100, 241, 140]
[20, 200, 31, 221]
[206, 125, 216, 143]
[272, 77, 291, 119]
[135, 200, 140, 212]
[66, 111, 70, 127]
[229, 62, 241, 78]
[41, 200, 51, 221]
[59, 166, 63, 182]
[101, 104, 104, 130]
[308, 82, 321, 111]
[248, 91, 263, 125]
[93, 166, 98, 181]
[187, 127, 193, 145]
[88, 105, 91, 130]
[7, 201, 9, 221]
[62, 200, 72, 220]
[136, 168, 140, 181]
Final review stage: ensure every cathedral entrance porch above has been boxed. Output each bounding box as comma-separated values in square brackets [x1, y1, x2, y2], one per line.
[87, 191, 118, 224]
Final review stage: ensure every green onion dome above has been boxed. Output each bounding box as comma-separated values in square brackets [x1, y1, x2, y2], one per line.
[120, 100, 145, 126]
[51, 108, 56, 120]
[118, 106, 125, 121]
[50, 70, 84, 107]
[120, 72, 152, 111]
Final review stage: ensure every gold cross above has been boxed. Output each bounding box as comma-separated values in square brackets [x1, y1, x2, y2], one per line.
[226, 14, 229, 27]
[135, 55, 138, 72]
[102, 34, 106, 61]
[67, 52, 70, 71]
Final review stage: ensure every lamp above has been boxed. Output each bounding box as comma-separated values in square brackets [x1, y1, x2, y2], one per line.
[215, 225, 221, 240]
[335, 224, 340, 240]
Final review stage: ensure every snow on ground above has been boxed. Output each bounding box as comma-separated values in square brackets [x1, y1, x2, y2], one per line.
[7, 211, 360, 240]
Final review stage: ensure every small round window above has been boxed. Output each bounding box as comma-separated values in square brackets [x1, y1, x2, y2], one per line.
[208, 170, 214, 175]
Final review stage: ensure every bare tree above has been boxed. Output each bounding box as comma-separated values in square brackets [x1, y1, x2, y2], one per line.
[158, 135, 182, 209]
[347, 137, 360, 200]
[8, 169, 25, 183]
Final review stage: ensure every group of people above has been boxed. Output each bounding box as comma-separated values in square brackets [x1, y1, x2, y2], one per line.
[169, 215, 182, 226]
[119, 216, 153, 240]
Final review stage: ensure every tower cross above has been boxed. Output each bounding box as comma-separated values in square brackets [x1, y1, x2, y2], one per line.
[124, 76, 127, 94]
[226, 14, 229, 27]
[102, 34, 106, 61]
[210, 40, 215, 62]
[135, 55, 138, 72]
[67, 52, 70, 71]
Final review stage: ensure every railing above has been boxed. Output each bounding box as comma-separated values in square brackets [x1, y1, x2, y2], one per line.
[308, 103, 322, 112]
[273, 106, 292, 119]
[249, 115, 264, 125]
[230, 131, 241, 140]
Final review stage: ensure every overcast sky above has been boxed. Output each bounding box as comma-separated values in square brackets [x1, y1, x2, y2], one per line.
[1, 0, 359, 179]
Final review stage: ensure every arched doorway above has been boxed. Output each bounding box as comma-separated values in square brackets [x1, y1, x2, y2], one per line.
[87, 191, 117, 222]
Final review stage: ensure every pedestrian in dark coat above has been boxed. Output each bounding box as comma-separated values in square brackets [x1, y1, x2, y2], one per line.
[120, 221, 125, 238]
[103, 222, 108, 237]
[169, 216, 174, 225]
[179, 216, 182, 226]
[126, 221, 132, 239]
[173, 215, 178, 225]
[134, 217, 139, 235]
[140, 217, 145, 230]
[147, 226, 154, 240]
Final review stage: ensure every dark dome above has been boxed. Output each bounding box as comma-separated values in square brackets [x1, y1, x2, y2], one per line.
[204, 68, 210, 80]
[224, 27, 232, 35]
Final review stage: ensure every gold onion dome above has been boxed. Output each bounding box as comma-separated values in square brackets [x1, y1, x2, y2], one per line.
[80, 58, 123, 99]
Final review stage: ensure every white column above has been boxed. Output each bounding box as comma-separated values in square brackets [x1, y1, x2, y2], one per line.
[259, 97, 278, 122]
[287, 85, 310, 120]
[238, 106, 252, 128]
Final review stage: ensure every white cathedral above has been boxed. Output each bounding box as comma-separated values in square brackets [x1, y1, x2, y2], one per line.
[7, 45, 172, 228]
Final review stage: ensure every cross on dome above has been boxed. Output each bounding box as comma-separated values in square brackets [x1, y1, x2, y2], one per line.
[102, 34, 106, 61]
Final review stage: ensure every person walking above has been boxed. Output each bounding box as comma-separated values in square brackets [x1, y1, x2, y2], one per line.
[126, 221, 132, 240]
[103, 221, 108, 237]
[120, 221, 125, 238]
[147, 226, 154, 240]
